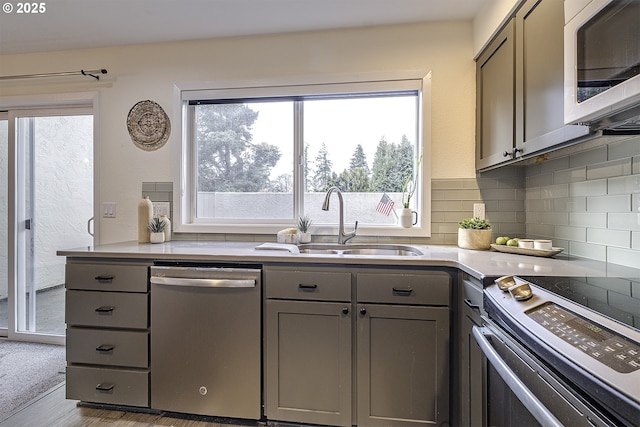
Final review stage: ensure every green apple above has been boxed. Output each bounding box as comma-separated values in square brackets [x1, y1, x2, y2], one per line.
[495, 236, 509, 245]
[506, 239, 519, 246]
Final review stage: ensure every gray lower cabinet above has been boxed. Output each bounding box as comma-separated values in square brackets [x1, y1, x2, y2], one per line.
[265, 266, 353, 426]
[65, 260, 151, 407]
[356, 271, 451, 427]
[265, 265, 452, 427]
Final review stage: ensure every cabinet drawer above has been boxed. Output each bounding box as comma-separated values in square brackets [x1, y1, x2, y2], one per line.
[357, 271, 450, 306]
[461, 278, 483, 324]
[265, 269, 351, 301]
[66, 290, 149, 329]
[67, 328, 149, 368]
[66, 263, 149, 292]
[66, 365, 149, 407]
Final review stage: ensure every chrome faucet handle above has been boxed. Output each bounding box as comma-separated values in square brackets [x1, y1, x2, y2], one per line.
[343, 221, 358, 244]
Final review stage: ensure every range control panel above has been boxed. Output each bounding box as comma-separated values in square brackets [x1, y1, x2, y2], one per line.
[528, 302, 640, 373]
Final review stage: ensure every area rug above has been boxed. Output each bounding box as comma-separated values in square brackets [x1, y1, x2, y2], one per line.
[0, 339, 66, 421]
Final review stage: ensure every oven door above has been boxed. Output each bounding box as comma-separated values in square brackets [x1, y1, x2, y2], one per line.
[472, 323, 616, 427]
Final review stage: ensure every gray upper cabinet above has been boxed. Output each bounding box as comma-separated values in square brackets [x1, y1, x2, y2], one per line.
[476, 0, 590, 171]
[476, 19, 516, 170]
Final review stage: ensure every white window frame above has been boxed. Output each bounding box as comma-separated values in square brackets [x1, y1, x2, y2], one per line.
[172, 71, 431, 237]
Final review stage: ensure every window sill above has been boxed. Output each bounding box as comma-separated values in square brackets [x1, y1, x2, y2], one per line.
[173, 223, 430, 238]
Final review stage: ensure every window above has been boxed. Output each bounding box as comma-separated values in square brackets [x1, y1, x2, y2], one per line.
[175, 73, 431, 237]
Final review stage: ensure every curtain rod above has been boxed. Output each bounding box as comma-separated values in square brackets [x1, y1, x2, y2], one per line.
[0, 68, 108, 81]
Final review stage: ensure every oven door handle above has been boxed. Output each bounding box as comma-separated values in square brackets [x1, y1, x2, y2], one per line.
[472, 326, 564, 427]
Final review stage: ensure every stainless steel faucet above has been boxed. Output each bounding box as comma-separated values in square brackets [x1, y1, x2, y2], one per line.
[322, 186, 358, 244]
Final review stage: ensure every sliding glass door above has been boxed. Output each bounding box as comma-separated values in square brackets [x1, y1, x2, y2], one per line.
[0, 113, 8, 332]
[4, 107, 93, 343]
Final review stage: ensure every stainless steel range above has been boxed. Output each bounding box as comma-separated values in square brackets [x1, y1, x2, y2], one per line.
[475, 275, 640, 427]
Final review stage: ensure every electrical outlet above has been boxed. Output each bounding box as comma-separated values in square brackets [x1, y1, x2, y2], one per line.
[473, 203, 485, 220]
[153, 202, 171, 218]
[103, 202, 117, 218]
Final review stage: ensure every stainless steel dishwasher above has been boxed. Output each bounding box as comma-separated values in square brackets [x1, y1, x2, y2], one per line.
[150, 264, 262, 419]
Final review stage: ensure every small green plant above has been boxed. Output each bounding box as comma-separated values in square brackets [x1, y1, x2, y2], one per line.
[297, 215, 313, 233]
[148, 217, 167, 233]
[459, 217, 491, 230]
[401, 154, 423, 209]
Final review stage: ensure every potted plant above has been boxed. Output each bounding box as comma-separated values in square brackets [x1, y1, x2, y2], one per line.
[458, 217, 492, 250]
[399, 154, 422, 228]
[297, 215, 313, 244]
[148, 217, 167, 243]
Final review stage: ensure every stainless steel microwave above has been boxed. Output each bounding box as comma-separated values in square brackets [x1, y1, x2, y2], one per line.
[564, 0, 640, 131]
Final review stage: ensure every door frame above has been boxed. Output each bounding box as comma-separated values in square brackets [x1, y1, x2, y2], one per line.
[2, 92, 99, 344]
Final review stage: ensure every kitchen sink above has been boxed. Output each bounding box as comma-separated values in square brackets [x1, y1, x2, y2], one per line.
[297, 243, 423, 256]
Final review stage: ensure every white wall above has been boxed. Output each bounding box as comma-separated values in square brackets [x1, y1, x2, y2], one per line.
[0, 21, 477, 244]
[472, 0, 519, 56]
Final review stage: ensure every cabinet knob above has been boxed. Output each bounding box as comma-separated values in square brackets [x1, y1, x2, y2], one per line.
[360, 307, 367, 315]
[342, 307, 349, 315]
[502, 150, 512, 158]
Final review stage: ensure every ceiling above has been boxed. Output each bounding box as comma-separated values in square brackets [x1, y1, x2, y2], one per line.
[0, 0, 488, 55]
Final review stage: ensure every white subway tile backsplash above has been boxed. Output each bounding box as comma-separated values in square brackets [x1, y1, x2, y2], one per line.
[606, 247, 640, 269]
[525, 198, 554, 212]
[586, 158, 632, 180]
[608, 175, 640, 195]
[570, 179, 607, 197]
[608, 213, 640, 231]
[540, 183, 570, 199]
[526, 173, 553, 188]
[586, 228, 630, 248]
[570, 241, 607, 261]
[569, 146, 607, 168]
[555, 225, 586, 242]
[557, 196, 587, 213]
[607, 135, 640, 161]
[569, 212, 607, 228]
[587, 195, 631, 213]
[553, 167, 586, 184]
[634, 232, 640, 250]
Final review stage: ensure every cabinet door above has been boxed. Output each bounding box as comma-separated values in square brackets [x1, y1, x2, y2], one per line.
[515, 0, 589, 155]
[357, 304, 450, 427]
[476, 19, 515, 170]
[265, 299, 352, 427]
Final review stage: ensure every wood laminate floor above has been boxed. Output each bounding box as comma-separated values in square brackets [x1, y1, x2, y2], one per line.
[0, 383, 267, 427]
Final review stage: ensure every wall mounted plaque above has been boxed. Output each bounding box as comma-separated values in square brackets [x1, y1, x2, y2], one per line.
[127, 100, 171, 151]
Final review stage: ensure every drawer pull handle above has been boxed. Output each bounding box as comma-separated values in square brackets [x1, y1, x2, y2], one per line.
[94, 275, 114, 283]
[392, 287, 413, 295]
[464, 298, 481, 311]
[298, 283, 318, 290]
[96, 344, 115, 353]
[342, 307, 349, 315]
[95, 306, 115, 313]
[96, 383, 114, 392]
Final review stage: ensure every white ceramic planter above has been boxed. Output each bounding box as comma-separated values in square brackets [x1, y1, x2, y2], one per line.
[457, 228, 492, 250]
[150, 232, 165, 244]
[298, 231, 311, 243]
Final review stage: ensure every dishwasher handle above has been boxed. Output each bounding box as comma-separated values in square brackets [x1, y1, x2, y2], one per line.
[150, 276, 256, 288]
[472, 325, 564, 427]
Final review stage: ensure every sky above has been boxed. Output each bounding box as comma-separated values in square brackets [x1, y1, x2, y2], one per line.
[249, 96, 418, 179]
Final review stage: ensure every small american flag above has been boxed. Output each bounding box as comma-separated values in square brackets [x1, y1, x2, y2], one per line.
[376, 193, 395, 216]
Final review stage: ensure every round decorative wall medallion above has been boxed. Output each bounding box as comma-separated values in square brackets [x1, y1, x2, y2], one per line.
[127, 100, 171, 151]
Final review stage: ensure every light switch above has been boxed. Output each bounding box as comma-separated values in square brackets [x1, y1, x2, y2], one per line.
[103, 202, 117, 218]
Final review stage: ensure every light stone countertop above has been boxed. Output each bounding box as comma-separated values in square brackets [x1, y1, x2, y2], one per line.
[57, 240, 640, 281]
